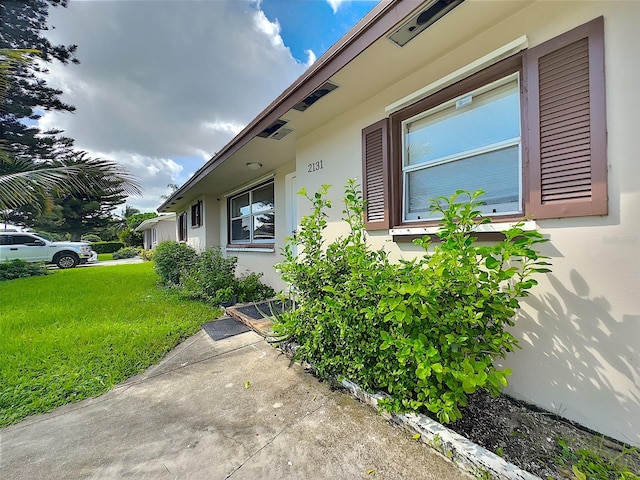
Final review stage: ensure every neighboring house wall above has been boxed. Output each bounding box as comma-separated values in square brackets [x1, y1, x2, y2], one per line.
[154, 219, 176, 247]
[136, 215, 177, 250]
[291, 3, 639, 445]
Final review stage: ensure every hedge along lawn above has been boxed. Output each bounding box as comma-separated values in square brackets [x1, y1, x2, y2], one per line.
[0, 262, 219, 427]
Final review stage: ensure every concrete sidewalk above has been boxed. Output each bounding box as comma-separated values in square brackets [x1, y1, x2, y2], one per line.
[0, 330, 470, 480]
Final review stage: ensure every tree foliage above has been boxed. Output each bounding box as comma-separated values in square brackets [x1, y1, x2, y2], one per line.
[0, 2, 142, 233]
[0, 1, 78, 162]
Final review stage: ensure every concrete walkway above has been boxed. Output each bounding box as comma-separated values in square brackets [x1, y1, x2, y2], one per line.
[0, 330, 470, 480]
[80, 257, 144, 267]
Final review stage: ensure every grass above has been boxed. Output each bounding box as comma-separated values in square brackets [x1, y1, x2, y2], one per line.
[98, 253, 113, 261]
[0, 262, 219, 427]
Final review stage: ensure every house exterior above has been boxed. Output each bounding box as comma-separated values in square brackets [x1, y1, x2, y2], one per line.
[159, 0, 640, 447]
[134, 213, 177, 250]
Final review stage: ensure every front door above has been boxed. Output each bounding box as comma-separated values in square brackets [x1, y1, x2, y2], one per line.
[285, 172, 297, 257]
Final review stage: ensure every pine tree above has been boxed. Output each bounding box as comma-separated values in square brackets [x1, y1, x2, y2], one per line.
[0, 0, 78, 161]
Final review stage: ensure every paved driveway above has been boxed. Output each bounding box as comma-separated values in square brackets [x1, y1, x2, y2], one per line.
[0, 330, 470, 480]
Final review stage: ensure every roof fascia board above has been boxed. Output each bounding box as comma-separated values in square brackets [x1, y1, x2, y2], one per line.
[159, 0, 423, 212]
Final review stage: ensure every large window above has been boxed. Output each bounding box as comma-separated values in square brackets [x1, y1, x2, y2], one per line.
[402, 74, 521, 221]
[402, 73, 522, 221]
[229, 181, 275, 244]
[361, 17, 607, 231]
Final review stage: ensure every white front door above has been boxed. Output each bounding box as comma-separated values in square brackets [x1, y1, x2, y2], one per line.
[285, 172, 297, 257]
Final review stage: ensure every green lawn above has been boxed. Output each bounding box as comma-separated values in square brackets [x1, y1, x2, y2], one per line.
[0, 262, 219, 427]
[98, 253, 113, 261]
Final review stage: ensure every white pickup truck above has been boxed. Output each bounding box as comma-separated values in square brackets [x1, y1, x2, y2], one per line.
[0, 231, 98, 268]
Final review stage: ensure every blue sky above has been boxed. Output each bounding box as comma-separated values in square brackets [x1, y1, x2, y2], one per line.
[39, 0, 378, 212]
[261, 0, 377, 63]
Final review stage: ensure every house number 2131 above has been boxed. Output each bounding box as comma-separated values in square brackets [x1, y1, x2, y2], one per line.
[307, 160, 323, 173]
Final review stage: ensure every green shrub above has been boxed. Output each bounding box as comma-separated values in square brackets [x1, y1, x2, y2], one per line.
[112, 247, 140, 260]
[275, 181, 551, 424]
[139, 249, 154, 261]
[153, 241, 197, 287]
[81, 234, 102, 243]
[118, 226, 143, 247]
[236, 271, 276, 303]
[0, 260, 48, 281]
[557, 437, 640, 480]
[181, 247, 238, 305]
[91, 241, 124, 254]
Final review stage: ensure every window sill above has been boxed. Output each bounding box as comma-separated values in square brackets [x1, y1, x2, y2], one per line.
[226, 244, 275, 253]
[390, 220, 536, 236]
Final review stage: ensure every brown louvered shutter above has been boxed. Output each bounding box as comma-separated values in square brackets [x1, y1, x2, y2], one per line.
[525, 16, 607, 219]
[362, 119, 390, 230]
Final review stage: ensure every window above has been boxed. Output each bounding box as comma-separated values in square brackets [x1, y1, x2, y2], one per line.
[402, 74, 521, 221]
[229, 181, 275, 244]
[12, 235, 42, 246]
[362, 17, 607, 231]
[191, 200, 202, 227]
[178, 212, 188, 241]
[152, 227, 157, 245]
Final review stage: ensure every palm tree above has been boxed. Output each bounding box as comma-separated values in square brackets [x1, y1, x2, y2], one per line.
[0, 49, 141, 212]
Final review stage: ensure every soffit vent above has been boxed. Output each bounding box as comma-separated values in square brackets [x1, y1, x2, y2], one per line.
[388, 0, 465, 47]
[269, 127, 293, 140]
[257, 119, 288, 138]
[292, 81, 339, 112]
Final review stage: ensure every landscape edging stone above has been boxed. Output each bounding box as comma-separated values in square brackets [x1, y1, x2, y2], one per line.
[340, 379, 542, 480]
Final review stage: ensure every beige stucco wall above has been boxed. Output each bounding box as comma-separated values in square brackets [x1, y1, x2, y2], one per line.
[293, 1, 640, 445]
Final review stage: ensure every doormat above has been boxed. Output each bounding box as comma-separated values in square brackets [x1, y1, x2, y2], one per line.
[234, 299, 291, 321]
[202, 316, 251, 341]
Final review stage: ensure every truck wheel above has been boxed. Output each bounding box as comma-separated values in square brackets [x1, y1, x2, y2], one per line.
[55, 252, 79, 269]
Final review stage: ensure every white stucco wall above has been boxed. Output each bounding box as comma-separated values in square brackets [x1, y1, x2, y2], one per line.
[185, 196, 206, 252]
[292, 2, 640, 445]
[154, 219, 177, 247]
[204, 193, 221, 250]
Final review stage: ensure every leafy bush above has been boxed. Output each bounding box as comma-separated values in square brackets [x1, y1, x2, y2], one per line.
[557, 437, 640, 480]
[153, 241, 197, 287]
[118, 226, 143, 247]
[139, 249, 154, 261]
[81, 234, 102, 243]
[181, 247, 238, 305]
[153, 243, 275, 305]
[275, 181, 551, 424]
[0, 259, 48, 281]
[236, 271, 276, 303]
[91, 241, 124, 254]
[112, 247, 140, 260]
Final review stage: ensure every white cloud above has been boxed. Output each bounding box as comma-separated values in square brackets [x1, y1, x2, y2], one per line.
[82, 149, 184, 212]
[201, 120, 245, 136]
[38, 0, 307, 211]
[327, 0, 347, 14]
[253, 8, 285, 49]
[305, 49, 317, 68]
